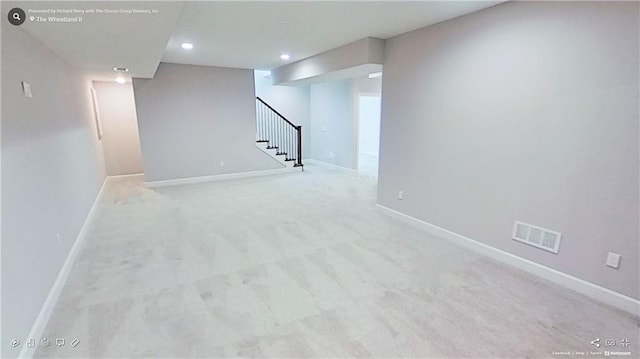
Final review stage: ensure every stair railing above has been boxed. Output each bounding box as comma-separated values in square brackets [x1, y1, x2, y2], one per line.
[256, 97, 303, 168]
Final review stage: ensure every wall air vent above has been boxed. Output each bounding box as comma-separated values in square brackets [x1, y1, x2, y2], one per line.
[512, 221, 561, 254]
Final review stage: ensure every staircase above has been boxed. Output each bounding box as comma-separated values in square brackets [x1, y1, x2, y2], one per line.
[255, 97, 303, 169]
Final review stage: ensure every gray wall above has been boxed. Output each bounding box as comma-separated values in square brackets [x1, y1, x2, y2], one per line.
[93, 81, 144, 176]
[379, 1, 639, 298]
[132, 63, 280, 182]
[309, 79, 356, 168]
[353, 75, 382, 95]
[1, 22, 106, 356]
[254, 71, 311, 159]
[309, 76, 382, 168]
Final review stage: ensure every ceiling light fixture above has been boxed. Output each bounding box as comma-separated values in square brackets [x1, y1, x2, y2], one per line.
[181, 42, 194, 50]
[280, 53, 290, 60]
[368, 72, 383, 79]
[113, 67, 129, 72]
[115, 77, 126, 84]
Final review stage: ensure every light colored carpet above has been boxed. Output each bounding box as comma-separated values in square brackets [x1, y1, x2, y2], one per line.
[36, 162, 638, 358]
[357, 153, 378, 177]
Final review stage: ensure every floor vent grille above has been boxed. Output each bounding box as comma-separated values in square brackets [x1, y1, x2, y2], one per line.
[512, 221, 561, 254]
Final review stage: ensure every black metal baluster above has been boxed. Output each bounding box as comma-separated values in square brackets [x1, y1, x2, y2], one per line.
[258, 103, 262, 141]
[275, 115, 278, 151]
[280, 118, 283, 155]
[270, 111, 274, 148]
[287, 126, 293, 160]
[292, 127, 296, 162]
[278, 118, 281, 154]
[297, 126, 302, 167]
[287, 126, 291, 160]
[279, 116, 282, 151]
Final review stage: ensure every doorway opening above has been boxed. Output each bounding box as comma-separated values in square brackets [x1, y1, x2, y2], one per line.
[357, 93, 381, 177]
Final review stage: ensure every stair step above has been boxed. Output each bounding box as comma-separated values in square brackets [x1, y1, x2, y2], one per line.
[267, 146, 278, 149]
[276, 152, 287, 156]
[256, 140, 269, 143]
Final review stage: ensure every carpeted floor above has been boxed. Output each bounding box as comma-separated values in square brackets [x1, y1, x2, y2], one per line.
[36, 161, 638, 358]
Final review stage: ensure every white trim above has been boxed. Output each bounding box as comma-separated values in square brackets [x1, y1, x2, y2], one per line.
[305, 159, 356, 172]
[90, 87, 103, 140]
[144, 167, 301, 188]
[105, 173, 144, 182]
[376, 204, 640, 317]
[19, 177, 109, 359]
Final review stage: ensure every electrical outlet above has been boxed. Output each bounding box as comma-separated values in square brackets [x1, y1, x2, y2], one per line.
[398, 190, 403, 200]
[606, 252, 621, 269]
[219, 161, 225, 167]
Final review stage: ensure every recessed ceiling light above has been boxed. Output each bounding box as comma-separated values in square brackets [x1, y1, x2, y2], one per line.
[113, 67, 129, 72]
[368, 72, 383, 79]
[181, 42, 194, 50]
[115, 77, 126, 84]
[280, 53, 290, 60]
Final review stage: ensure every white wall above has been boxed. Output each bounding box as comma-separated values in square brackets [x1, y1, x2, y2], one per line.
[1, 22, 106, 357]
[93, 81, 144, 176]
[132, 63, 281, 182]
[379, 1, 639, 299]
[254, 71, 311, 159]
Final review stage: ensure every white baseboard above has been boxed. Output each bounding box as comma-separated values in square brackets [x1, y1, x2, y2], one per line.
[144, 167, 302, 188]
[18, 177, 109, 359]
[376, 204, 640, 317]
[105, 172, 144, 182]
[304, 159, 356, 172]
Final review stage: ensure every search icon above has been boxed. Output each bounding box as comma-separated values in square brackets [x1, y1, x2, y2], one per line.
[8, 8, 25, 25]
